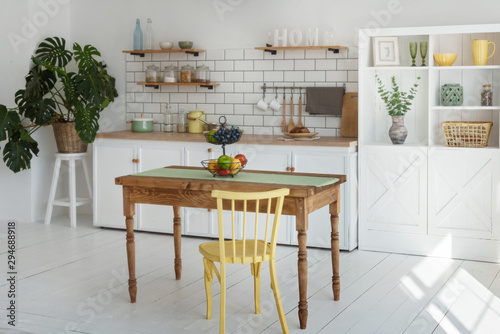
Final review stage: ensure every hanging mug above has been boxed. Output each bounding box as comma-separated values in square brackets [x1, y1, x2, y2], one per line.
[472, 39, 496, 66]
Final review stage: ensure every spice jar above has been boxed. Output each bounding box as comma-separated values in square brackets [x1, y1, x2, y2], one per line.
[481, 84, 492, 106]
[163, 65, 178, 83]
[194, 65, 210, 83]
[146, 65, 160, 83]
[177, 109, 187, 132]
[180, 65, 194, 83]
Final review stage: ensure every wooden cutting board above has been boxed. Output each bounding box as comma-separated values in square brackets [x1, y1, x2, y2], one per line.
[340, 92, 358, 138]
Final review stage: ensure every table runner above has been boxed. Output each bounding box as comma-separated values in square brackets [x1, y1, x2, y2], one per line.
[134, 168, 338, 187]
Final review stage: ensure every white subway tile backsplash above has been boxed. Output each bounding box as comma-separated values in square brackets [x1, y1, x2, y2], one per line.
[234, 60, 254, 71]
[295, 60, 315, 70]
[337, 59, 358, 70]
[305, 71, 326, 82]
[170, 93, 188, 103]
[188, 93, 205, 103]
[284, 71, 304, 82]
[225, 93, 244, 104]
[188, 52, 206, 61]
[244, 115, 264, 126]
[254, 60, 274, 71]
[244, 48, 264, 60]
[326, 71, 348, 82]
[125, 47, 358, 133]
[225, 71, 244, 82]
[215, 61, 234, 71]
[206, 49, 225, 60]
[274, 60, 294, 71]
[125, 54, 136, 62]
[264, 71, 284, 82]
[127, 62, 143, 72]
[348, 46, 359, 59]
[225, 49, 244, 60]
[316, 59, 337, 70]
[244, 71, 264, 82]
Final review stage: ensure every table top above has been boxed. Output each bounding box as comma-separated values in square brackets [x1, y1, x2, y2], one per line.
[116, 166, 345, 198]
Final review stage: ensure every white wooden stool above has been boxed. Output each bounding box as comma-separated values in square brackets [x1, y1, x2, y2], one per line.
[44, 152, 92, 227]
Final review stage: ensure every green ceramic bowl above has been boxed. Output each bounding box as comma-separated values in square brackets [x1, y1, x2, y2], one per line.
[178, 41, 193, 49]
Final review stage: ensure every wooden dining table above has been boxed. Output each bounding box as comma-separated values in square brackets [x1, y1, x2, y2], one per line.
[115, 166, 345, 330]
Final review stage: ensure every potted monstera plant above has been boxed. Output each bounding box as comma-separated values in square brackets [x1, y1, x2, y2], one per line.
[0, 37, 118, 173]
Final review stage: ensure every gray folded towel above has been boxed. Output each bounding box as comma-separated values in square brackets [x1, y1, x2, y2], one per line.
[306, 87, 345, 116]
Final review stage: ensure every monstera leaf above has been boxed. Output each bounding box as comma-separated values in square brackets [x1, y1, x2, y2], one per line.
[23, 66, 56, 101]
[0, 105, 21, 141]
[34, 37, 72, 68]
[15, 90, 56, 125]
[74, 103, 99, 143]
[3, 130, 39, 173]
[73, 43, 100, 70]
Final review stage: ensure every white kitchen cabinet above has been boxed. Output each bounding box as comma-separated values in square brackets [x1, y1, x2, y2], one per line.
[94, 137, 357, 250]
[359, 23, 500, 261]
[93, 142, 136, 229]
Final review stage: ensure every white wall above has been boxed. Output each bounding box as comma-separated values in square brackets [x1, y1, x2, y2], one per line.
[2, 0, 500, 222]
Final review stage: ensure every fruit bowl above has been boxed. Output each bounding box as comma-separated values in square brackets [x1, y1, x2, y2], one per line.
[433, 53, 457, 66]
[204, 116, 242, 146]
[201, 159, 247, 177]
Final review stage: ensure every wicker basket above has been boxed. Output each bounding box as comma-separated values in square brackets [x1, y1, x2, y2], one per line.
[441, 121, 493, 148]
[52, 122, 88, 153]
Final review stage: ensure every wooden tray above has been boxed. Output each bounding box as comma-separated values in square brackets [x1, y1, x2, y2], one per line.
[284, 132, 319, 138]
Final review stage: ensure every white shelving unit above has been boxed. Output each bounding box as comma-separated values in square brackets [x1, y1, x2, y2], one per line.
[359, 24, 500, 262]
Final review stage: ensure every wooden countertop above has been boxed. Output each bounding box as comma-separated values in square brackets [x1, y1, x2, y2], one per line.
[96, 131, 358, 148]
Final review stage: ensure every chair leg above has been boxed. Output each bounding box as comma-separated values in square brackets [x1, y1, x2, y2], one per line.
[251, 262, 262, 314]
[219, 262, 226, 334]
[203, 258, 214, 320]
[269, 259, 289, 334]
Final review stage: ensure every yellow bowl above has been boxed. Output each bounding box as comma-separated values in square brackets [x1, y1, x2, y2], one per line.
[433, 53, 458, 66]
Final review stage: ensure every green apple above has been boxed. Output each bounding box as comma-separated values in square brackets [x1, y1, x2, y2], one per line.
[217, 155, 232, 170]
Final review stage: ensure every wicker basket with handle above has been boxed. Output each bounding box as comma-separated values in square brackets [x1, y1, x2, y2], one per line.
[441, 121, 493, 148]
[52, 122, 88, 153]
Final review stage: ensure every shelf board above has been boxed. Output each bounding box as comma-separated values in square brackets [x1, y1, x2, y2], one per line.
[431, 106, 500, 110]
[137, 82, 219, 90]
[366, 66, 429, 70]
[255, 45, 347, 55]
[123, 49, 204, 57]
[430, 65, 500, 70]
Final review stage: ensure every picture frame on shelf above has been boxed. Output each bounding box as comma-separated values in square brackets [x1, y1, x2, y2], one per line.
[373, 36, 400, 66]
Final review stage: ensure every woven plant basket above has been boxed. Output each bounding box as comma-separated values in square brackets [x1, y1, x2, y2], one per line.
[441, 121, 493, 148]
[52, 122, 88, 153]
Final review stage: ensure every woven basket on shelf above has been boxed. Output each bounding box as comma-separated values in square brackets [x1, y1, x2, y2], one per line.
[441, 121, 493, 148]
[52, 122, 88, 153]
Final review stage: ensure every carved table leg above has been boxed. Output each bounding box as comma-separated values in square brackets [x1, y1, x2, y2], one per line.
[330, 191, 341, 301]
[173, 206, 182, 280]
[123, 188, 137, 303]
[295, 198, 308, 329]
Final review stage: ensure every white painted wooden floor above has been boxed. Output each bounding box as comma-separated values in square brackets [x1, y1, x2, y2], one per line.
[1, 216, 500, 334]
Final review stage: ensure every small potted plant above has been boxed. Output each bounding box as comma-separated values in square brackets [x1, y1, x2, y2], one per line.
[0, 37, 118, 173]
[376, 75, 420, 144]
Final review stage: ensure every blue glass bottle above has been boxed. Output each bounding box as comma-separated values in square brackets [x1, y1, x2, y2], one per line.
[133, 19, 143, 50]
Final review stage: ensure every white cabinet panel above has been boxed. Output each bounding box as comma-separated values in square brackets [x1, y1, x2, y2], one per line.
[428, 148, 500, 239]
[94, 144, 136, 228]
[138, 145, 184, 233]
[360, 146, 427, 234]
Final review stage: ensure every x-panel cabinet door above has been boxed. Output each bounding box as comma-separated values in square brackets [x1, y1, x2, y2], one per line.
[428, 148, 500, 239]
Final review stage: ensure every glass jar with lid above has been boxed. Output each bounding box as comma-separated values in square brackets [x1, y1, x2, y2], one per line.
[180, 65, 194, 83]
[146, 65, 160, 83]
[481, 84, 492, 106]
[163, 65, 178, 83]
[194, 65, 210, 83]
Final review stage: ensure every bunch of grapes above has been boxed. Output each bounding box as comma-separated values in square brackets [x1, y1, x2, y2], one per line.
[212, 126, 242, 144]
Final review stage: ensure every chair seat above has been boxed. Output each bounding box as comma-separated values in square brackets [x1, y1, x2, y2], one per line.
[199, 240, 271, 264]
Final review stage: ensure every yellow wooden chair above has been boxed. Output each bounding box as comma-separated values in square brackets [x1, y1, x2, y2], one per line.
[199, 188, 290, 334]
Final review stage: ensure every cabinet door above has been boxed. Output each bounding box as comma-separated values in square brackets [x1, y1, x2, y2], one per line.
[428, 148, 499, 239]
[292, 150, 348, 249]
[359, 145, 427, 235]
[94, 144, 136, 228]
[138, 145, 184, 233]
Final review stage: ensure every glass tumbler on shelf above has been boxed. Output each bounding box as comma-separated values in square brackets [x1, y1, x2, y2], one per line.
[162, 103, 174, 132]
[420, 41, 428, 66]
[177, 109, 187, 132]
[409, 42, 417, 67]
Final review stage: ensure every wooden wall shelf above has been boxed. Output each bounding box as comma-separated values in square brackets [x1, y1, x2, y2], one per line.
[123, 49, 205, 57]
[137, 82, 219, 90]
[255, 45, 347, 55]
